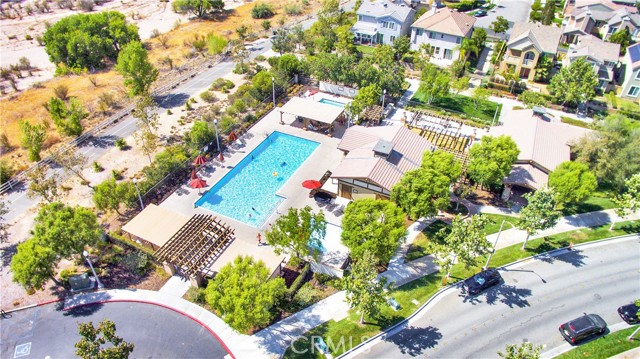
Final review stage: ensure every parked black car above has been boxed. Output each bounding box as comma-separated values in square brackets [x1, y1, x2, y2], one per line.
[463, 269, 502, 295]
[559, 314, 607, 344]
[618, 302, 640, 324]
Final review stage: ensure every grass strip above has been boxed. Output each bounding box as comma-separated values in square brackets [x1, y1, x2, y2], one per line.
[556, 326, 640, 359]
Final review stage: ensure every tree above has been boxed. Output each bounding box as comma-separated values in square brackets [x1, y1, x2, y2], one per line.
[0, 159, 14, 185]
[93, 178, 136, 215]
[418, 63, 451, 104]
[451, 76, 470, 97]
[541, 0, 555, 25]
[132, 94, 160, 162]
[438, 214, 491, 277]
[172, 0, 224, 19]
[467, 135, 520, 188]
[54, 150, 91, 186]
[490, 16, 509, 36]
[498, 342, 542, 359]
[266, 206, 326, 261]
[26, 165, 60, 203]
[49, 97, 86, 136]
[206, 34, 228, 55]
[205, 256, 286, 333]
[341, 199, 406, 264]
[471, 28, 487, 52]
[272, 54, 303, 78]
[392, 36, 411, 59]
[372, 45, 396, 68]
[116, 41, 158, 97]
[449, 59, 469, 78]
[43, 11, 139, 70]
[518, 91, 547, 108]
[251, 3, 274, 19]
[548, 58, 598, 108]
[609, 29, 631, 55]
[533, 54, 553, 82]
[347, 84, 382, 117]
[517, 188, 561, 249]
[0, 201, 9, 244]
[458, 38, 479, 60]
[19, 120, 47, 162]
[10, 239, 57, 290]
[343, 251, 388, 324]
[548, 161, 597, 205]
[272, 28, 295, 55]
[335, 25, 357, 55]
[186, 121, 215, 151]
[610, 173, 640, 230]
[75, 320, 135, 359]
[472, 87, 491, 108]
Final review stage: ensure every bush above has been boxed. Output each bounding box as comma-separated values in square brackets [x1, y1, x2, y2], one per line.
[292, 282, 320, 308]
[0, 159, 14, 185]
[284, 4, 302, 15]
[25, 34, 33, 41]
[286, 263, 310, 300]
[233, 62, 249, 74]
[518, 91, 547, 108]
[210, 78, 235, 91]
[251, 3, 274, 19]
[184, 286, 206, 303]
[93, 161, 104, 172]
[122, 252, 150, 275]
[115, 138, 127, 150]
[242, 113, 257, 123]
[200, 90, 217, 103]
[254, 55, 266, 62]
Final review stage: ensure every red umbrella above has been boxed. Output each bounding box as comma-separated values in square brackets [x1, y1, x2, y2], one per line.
[219, 153, 224, 162]
[228, 132, 238, 141]
[190, 169, 198, 180]
[302, 180, 322, 189]
[194, 155, 207, 166]
[190, 178, 207, 194]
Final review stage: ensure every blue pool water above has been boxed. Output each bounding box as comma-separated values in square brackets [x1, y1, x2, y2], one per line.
[319, 98, 347, 108]
[195, 132, 319, 227]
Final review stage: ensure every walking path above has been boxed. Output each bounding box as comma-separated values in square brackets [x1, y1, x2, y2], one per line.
[158, 275, 191, 297]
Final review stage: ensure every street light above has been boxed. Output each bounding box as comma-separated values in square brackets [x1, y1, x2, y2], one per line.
[484, 220, 505, 270]
[132, 178, 144, 210]
[83, 250, 104, 289]
[381, 89, 387, 121]
[213, 119, 221, 160]
[271, 76, 276, 108]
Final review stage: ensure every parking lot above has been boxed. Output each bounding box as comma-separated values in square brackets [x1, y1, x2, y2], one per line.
[472, 0, 535, 38]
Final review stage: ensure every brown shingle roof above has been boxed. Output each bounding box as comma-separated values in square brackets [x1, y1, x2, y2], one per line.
[508, 22, 563, 55]
[411, 7, 476, 37]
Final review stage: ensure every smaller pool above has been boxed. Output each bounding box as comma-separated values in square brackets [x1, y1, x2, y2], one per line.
[319, 98, 347, 108]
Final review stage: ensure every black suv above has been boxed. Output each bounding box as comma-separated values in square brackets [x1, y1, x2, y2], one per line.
[559, 314, 607, 344]
[463, 269, 502, 295]
[618, 302, 640, 324]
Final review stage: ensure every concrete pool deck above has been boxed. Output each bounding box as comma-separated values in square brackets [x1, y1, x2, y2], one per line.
[159, 108, 346, 274]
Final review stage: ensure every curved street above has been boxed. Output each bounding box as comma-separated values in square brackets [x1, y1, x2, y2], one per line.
[0, 301, 230, 359]
[353, 236, 640, 358]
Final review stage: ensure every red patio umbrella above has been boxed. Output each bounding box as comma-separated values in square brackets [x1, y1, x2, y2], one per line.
[302, 180, 322, 189]
[190, 169, 198, 180]
[190, 178, 208, 194]
[219, 153, 224, 162]
[228, 132, 238, 142]
[193, 155, 207, 166]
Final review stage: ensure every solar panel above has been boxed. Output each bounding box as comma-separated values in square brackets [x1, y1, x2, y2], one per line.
[629, 43, 640, 63]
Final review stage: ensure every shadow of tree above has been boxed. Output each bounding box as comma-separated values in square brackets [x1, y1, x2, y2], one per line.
[62, 302, 105, 317]
[485, 284, 532, 308]
[384, 326, 442, 356]
[535, 248, 588, 268]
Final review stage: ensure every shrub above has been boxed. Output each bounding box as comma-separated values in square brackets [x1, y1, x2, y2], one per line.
[284, 4, 302, 15]
[0, 159, 14, 185]
[150, 28, 161, 38]
[233, 62, 249, 74]
[200, 90, 217, 103]
[184, 286, 206, 303]
[93, 161, 104, 172]
[53, 84, 69, 101]
[292, 282, 320, 308]
[25, 34, 33, 41]
[78, 0, 95, 12]
[115, 138, 127, 150]
[251, 3, 274, 19]
[254, 55, 266, 62]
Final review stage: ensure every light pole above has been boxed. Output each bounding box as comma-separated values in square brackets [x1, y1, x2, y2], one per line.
[83, 250, 104, 289]
[271, 76, 276, 108]
[132, 179, 144, 210]
[381, 89, 387, 121]
[484, 220, 505, 270]
[213, 119, 221, 160]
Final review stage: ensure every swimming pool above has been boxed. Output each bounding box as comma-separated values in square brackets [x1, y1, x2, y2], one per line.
[195, 132, 319, 227]
[318, 98, 347, 108]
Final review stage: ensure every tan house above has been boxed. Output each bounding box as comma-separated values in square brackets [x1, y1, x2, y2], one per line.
[331, 125, 434, 200]
[564, 35, 620, 93]
[562, 0, 640, 44]
[499, 22, 563, 81]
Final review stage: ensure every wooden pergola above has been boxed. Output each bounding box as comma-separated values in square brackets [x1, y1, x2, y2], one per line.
[360, 105, 384, 125]
[155, 214, 235, 277]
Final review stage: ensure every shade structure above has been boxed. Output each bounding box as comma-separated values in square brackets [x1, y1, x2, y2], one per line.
[302, 180, 322, 189]
[190, 178, 208, 194]
[190, 169, 198, 180]
[193, 155, 207, 166]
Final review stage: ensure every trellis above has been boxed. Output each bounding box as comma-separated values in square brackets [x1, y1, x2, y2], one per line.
[155, 214, 235, 277]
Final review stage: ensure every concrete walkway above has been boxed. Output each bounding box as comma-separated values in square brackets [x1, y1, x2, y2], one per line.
[158, 275, 191, 297]
[609, 347, 640, 359]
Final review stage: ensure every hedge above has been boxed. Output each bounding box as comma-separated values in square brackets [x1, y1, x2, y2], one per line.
[286, 263, 311, 300]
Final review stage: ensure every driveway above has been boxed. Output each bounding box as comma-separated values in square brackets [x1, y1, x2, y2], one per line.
[473, 0, 534, 38]
[1, 302, 230, 359]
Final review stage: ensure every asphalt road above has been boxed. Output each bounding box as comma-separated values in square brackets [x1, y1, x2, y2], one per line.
[473, 0, 534, 37]
[355, 236, 640, 358]
[0, 301, 229, 359]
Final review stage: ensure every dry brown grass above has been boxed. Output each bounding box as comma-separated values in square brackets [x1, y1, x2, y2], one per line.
[0, 0, 319, 170]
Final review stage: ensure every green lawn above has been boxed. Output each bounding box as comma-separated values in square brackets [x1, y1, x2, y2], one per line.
[560, 116, 591, 129]
[411, 89, 502, 125]
[405, 220, 450, 261]
[482, 213, 519, 235]
[557, 326, 640, 359]
[356, 45, 375, 55]
[560, 188, 616, 216]
[284, 219, 640, 358]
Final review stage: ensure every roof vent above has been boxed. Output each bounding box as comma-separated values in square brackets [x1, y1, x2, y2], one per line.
[373, 139, 394, 159]
[383, 3, 388, 7]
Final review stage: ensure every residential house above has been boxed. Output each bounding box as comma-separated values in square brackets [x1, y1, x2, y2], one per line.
[331, 125, 434, 200]
[409, 7, 476, 66]
[562, 0, 640, 44]
[351, 0, 415, 45]
[488, 108, 591, 199]
[499, 22, 563, 81]
[564, 34, 621, 93]
[620, 42, 640, 100]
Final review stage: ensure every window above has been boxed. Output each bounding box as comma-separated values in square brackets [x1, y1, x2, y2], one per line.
[390, 35, 396, 42]
[434, 47, 440, 55]
[444, 49, 453, 60]
[628, 86, 640, 97]
[605, 61, 615, 68]
[608, 26, 617, 34]
[416, 28, 424, 36]
[358, 15, 363, 21]
[440, 33, 444, 39]
[381, 21, 388, 28]
[635, 71, 640, 80]
[456, 37, 461, 44]
[429, 31, 436, 39]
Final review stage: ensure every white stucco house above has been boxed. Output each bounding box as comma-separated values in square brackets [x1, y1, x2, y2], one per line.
[409, 7, 476, 66]
[351, 0, 415, 45]
[620, 42, 640, 100]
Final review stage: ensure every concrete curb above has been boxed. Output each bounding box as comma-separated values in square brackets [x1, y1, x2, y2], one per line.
[540, 322, 636, 359]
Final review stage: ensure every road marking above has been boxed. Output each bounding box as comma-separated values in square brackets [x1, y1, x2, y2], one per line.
[14, 343, 31, 358]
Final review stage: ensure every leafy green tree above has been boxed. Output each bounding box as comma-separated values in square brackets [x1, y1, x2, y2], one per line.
[19, 120, 47, 162]
[472, 87, 491, 108]
[518, 91, 547, 108]
[467, 135, 520, 188]
[458, 38, 479, 60]
[610, 173, 640, 230]
[419, 63, 451, 104]
[392, 36, 411, 59]
[266, 206, 326, 261]
[272, 54, 303, 78]
[548, 161, 597, 205]
[75, 320, 135, 359]
[43, 11, 139, 70]
[272, 28, 295, 55]
[335, 25, 357, 55]
[499, 342, 542, 359]
[609, 29, 631, 55]
[54, 150, 91, 186]
[533, 54, 553, 82]
[517, 188, 560, 249]
[343, 250, 388, 324]
[206, 34, 228, 55]
[251, 2, 274, 19]
[26, 165, 60, 203]
[449, 59, 469, 78]
[116, 41, 158, 97]
[548, 58, 597, 108]
[132, 94, 160, 162]
[49, 97, 86, 136]
[172, 0, 224, 19]
[341, 199, 406, 264]
[471, 28, 487, 51]
[11, 239, 57, 290]
[438, 214, 491, 277]
[490, 16, 509, 36]
[186, 121, 215, 151]
[205, 256, 286, 333]
[451, 76, 470, 97]
[0, 201, 9, 243]
[372, 45, 396, 68]
[541, 0, 555, 25]
[0, 159, 14, 185]
[93, 178, 137, 215]
[347, 84, 382, 117]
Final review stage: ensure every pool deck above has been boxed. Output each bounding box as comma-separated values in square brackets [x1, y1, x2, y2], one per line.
[159, 108, 346, 274]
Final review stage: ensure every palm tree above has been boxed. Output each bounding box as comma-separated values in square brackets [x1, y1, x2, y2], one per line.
[457, 38, 479, 61]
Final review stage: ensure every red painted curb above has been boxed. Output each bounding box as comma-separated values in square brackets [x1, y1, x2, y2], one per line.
[63, 299, 236, 359]
[37, 297, 65, 306]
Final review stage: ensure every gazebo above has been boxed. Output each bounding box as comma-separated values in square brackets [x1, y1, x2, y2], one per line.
[278, 96, 346, 133]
